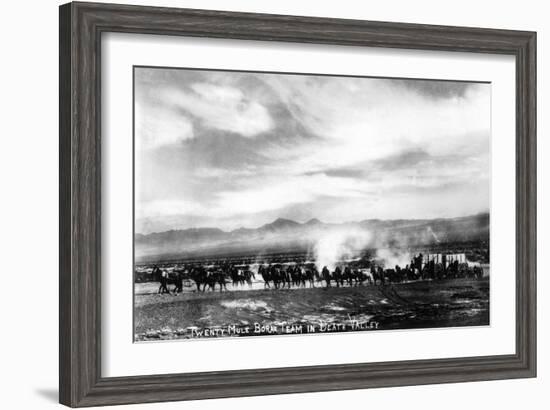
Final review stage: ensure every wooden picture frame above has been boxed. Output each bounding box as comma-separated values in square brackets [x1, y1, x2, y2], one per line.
[59, 1, 536, 407]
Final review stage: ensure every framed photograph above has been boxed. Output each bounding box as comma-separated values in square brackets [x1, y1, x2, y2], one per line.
[59, 2, 536, 407]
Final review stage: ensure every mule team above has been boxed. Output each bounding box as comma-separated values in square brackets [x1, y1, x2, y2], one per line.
[152, 253, 484, 294]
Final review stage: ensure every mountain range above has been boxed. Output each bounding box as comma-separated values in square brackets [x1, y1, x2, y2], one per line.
[135, 213, 489, 262]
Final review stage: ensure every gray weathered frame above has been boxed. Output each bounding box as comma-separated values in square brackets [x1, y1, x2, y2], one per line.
[59, 1, 537, 407]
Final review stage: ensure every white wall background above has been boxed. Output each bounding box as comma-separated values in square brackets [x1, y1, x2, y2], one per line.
[0, 0, 546, 409]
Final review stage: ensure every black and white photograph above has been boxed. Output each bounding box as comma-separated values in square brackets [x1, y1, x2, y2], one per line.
[133, 67, 491, 341]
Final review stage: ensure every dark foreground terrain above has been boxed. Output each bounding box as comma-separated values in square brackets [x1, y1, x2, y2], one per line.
[134, 278, 489, 341]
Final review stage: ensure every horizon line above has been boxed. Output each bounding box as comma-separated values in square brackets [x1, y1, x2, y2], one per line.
[135, 211, 490, 237]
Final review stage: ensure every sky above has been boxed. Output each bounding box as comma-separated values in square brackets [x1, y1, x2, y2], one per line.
[134, 67, 491, 234]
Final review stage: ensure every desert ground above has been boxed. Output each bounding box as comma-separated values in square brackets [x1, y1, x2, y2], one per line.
[134, 277, 489, 341]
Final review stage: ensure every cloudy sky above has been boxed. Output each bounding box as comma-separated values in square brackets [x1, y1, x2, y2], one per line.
[134, 67, 490, 234]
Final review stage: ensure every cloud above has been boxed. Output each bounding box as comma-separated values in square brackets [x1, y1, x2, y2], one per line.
[390, 79, 475, 99]
[136, 199, 205, 220]
[134, 68, 491, 233]
[135, 101, 194, 150]
[214, 173, 370, 217]
[162, 83, 274, 138]
[190, 82, 244, 102]
[134, 70, 275, 152]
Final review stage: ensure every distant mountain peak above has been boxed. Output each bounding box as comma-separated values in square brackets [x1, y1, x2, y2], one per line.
[135, 213, 490, 262]
[231, 226, 253, 235]
[304, 218, 322, 225]
[261, 217, 300, 230]
[275, 217, 295, 223]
